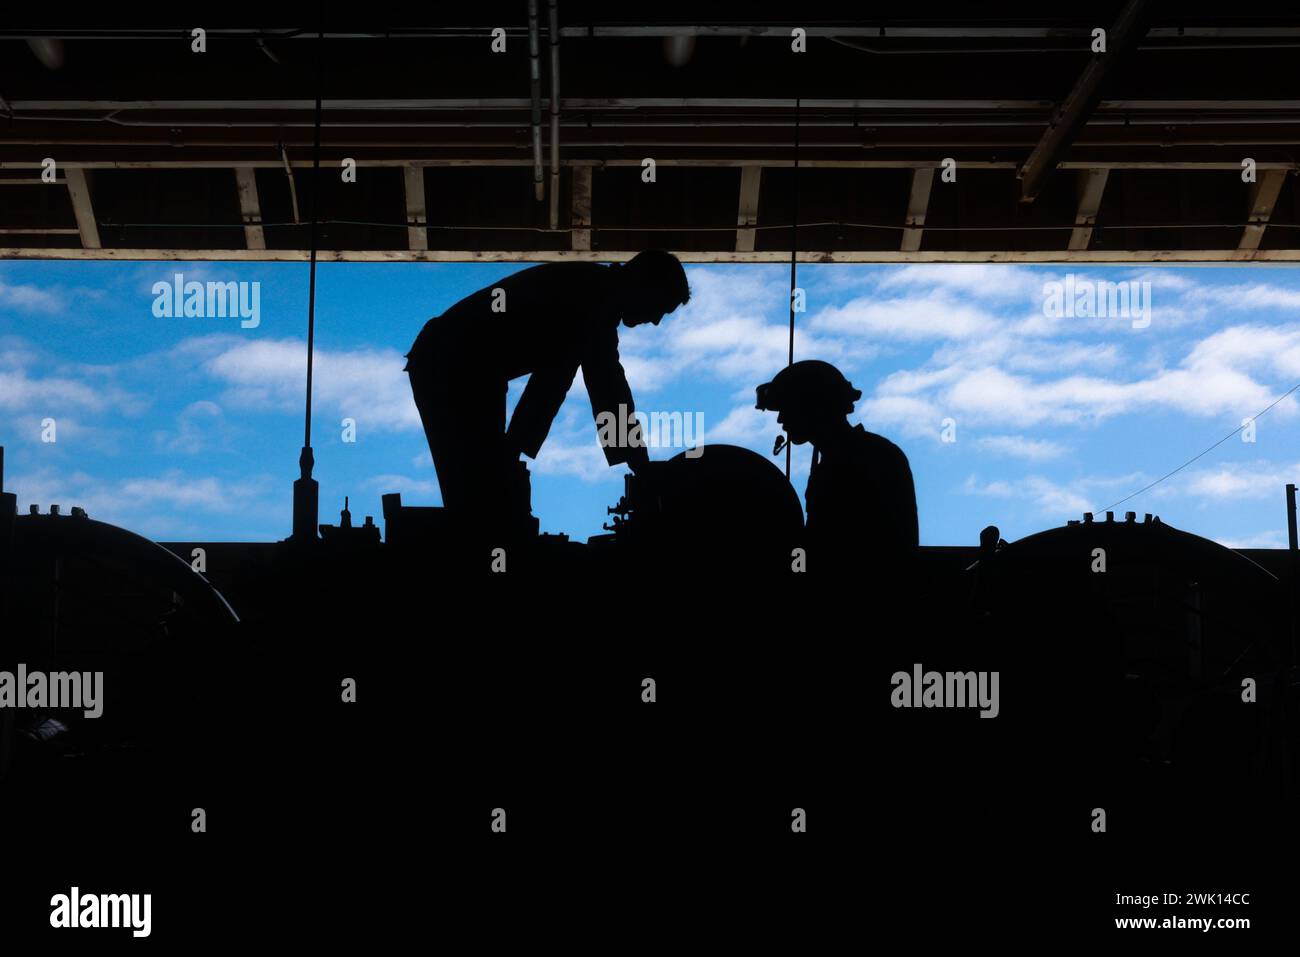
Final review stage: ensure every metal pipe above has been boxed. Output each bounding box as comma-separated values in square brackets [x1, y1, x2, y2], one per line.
[11, 104, 1300, 129]
[279, 143, 300, 223]
[78, 113, 1300, 129]
[1288, 483, 1298, 667]
[7, 26, 1300, 40]
[304, 93, 321, 449]
[785, 96, 800, 480]
[17, 97, 1300, 112]
[1289, 484, 1298, 552]
[1019, 0, 1154, 202]
[528, 0, 544, 202]
[291, 34, 323, 544]
[548, 0, 561, 230]
[7, 157, 1300, 172]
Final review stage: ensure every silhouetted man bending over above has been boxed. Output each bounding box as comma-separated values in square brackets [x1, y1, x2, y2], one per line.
[405, 251, 691, 536]
[756, 360, 918, 573]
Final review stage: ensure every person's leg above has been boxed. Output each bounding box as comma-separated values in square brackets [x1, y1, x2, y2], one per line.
[458, 375, 513, 529]
[408, 363, 468, 511]
[408, 362, 516, 530]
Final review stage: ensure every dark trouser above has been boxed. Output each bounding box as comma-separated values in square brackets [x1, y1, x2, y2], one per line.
[408, 361, 528, 533]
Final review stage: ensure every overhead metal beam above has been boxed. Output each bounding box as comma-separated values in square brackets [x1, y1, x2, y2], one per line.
[570, 165, 592, 251]
[527, 0, 545, 202]
[547, 0, 562, 230]
[0, 97, 1065, 111]
[4, 26, 1299, 41]
[1018, 0, 1153, 203]
[7, 247, 1300, 264]
[62, 167, 100, 249]
[402, 165, 428, 251]
[1239, 169, 1288, 251]
[9, 158, 1295, 172]
[1068, 168, 1110, 250]
[554, 25, 1300, 39]
[279, 144, 300, 224]
[21, 98, 1300, 113]
[735, 166, 762, 253]
[901, 167, 935, 252]
[234, 167, 265, 250]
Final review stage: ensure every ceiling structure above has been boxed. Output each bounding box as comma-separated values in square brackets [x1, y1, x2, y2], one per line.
[3, 3, 1300, 263]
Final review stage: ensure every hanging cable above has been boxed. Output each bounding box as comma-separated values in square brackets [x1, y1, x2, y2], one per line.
[304, 46, 323, 449]
[1097, 377, 1300, 513]
[291, 31, 324, 543]
[785, 96, 800, 479]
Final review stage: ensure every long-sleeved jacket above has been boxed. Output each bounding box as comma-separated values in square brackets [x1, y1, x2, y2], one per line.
[805, 425, 919, 558]
[405, 263, 637, 465]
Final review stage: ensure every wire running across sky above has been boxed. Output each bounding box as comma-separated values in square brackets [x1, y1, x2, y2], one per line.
[1098, 378, 1300, 514]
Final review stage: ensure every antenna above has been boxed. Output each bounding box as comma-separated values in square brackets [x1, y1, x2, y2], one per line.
[291, 31, 325, 543]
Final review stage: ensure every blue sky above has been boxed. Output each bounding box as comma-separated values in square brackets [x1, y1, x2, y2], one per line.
[3, 259, 1300, 549]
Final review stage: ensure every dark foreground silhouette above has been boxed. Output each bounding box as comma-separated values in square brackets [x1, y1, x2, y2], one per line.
[757, 359, 919, 579]
[404, 250, 690, 539]
[2, 313, 1297, 947]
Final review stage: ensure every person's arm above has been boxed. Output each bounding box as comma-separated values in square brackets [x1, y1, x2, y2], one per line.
[582, 319, 647, 468]
[506, 363, 579, 459]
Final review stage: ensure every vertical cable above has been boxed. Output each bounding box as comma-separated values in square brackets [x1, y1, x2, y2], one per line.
[785, 96, 800, 479]
[304, 32, 323, 450]
[291, 31, 324, 542]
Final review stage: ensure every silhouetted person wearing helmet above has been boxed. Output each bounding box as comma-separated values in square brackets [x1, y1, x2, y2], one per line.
[756, 360, 918, 572]
[405, 251, 691, 536]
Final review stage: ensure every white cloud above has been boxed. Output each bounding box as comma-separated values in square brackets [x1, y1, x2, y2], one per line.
[0, 367, 142, 415]
[962, 473, 1093, 516]
[858, 319, 1300, 435]
[858, 394, 943, 438]
[524, 398, 624, 482]
[620, 267, 869, 390]
[710, 404, 777, 446]
[874, 264, 1046, 302]
[11, 467, 276, 529]
[118, 472, 265, 511]
[974, 435, 1067, 461]
[153, 400, 225, 454]
[809, 290, 998, 341]
[1215, 529, 1288, 549]
[1186, 282, 1300, 312]
[1182, 324, 1300, 379]
[1180, 460, 1300, 501]
[0, 280, 62, 313]
[205, 338, 420, 432]
[961, 471, 1148, 520]
[362, 473, 438, 499]
[530, 431, 620, 482]
[983, 337, 1122, 373]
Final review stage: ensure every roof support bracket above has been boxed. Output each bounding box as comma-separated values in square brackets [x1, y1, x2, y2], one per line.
[735, 166, 762, 252]
[1239, 169, 1287, 252]
[403, 165, 428, 251]
[1068, 168, 1109, 250]
[1018, 0, 1152, 203]
[570, 164, 592, 250]
[234, 167, 266, 250]
[63, 167, 101, 249]
[901, 167, 935, 252]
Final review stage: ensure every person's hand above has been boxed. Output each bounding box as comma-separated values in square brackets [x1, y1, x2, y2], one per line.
[502, 437, 525, 465]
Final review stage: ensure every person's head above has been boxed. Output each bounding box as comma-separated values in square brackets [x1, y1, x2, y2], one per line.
[755, 360, 862, 446]
[617, 250, 691, 327]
